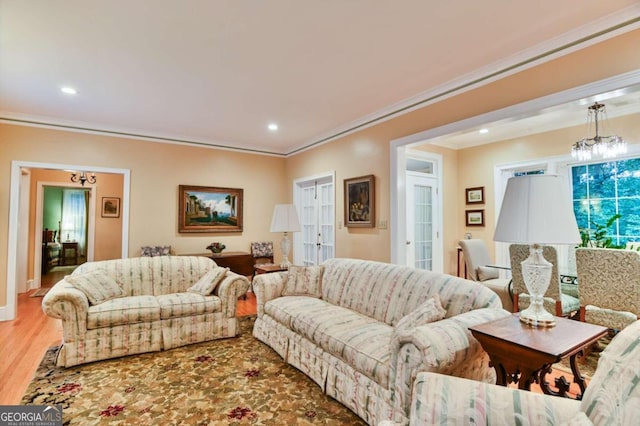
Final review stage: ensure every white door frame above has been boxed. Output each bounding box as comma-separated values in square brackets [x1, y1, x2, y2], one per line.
[391, 69, 640, 267]
[33, 182, 97, 289]
[2, 160, 131, 321]
[17, 170, 31, 293]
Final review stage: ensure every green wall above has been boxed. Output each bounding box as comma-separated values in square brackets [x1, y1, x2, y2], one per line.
[43, 186, 62, 233]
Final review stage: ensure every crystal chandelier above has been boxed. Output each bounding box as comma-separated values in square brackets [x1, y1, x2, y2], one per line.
[571, 102, 627, 161]
[70, 171, 96, 186]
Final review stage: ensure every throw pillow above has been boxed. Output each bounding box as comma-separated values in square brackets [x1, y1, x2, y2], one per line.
[187, 267, 229, 296]
[141, 245, 172, 257]
[283, 265, 324, 298]
[477, 265, 499, 281]
[66, 272, 124, 305]
[396, 295, 446, 330]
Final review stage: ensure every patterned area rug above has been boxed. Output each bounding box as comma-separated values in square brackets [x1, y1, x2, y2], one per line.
[555, 334, 611, 379]
[21, 316, 365, 425]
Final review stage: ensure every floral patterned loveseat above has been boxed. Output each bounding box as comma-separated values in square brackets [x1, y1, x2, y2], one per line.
[252, 258, 510, 425]
[42, 256, 249, 367]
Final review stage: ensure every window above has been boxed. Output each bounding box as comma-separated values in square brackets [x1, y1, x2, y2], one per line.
[571, 157, 640, 245]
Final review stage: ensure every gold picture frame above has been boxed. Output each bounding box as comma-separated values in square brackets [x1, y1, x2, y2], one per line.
[178, 185, 243, 233]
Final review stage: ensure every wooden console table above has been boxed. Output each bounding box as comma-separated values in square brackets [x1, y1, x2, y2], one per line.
[469, 313, 607, 399]
[208, 251, 254, 276]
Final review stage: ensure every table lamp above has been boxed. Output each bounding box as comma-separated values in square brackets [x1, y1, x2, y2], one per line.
[494, 175, 580, 327]
[270, 204, 301, 268]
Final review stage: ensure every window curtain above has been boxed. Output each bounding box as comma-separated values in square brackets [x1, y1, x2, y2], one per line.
[61, 189, 88, 255]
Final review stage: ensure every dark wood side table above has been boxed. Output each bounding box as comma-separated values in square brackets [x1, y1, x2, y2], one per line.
[469, 313, 608, 399]
[208, 251, 254, 276]
[60, 241, 79, 266]
[254, 264, 288, 275]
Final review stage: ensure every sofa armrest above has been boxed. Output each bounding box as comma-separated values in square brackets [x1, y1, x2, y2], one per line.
[214, 271, 250, 317]
[389, 307, 511, 419]
[410, 372, 582, 425]
[41, 279, 90, 340]
[252, 272, 287, 317]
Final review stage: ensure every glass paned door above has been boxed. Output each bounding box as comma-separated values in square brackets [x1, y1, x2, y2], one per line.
[295, 174, 335, 266]
[406, 172, 437, 270]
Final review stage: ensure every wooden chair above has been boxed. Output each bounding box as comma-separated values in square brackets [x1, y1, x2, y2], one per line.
[509, 244, 579, 317]
[250, 241, 274, 277]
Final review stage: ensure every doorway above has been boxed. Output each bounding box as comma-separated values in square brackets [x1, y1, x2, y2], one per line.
[293, 172, 335, 266]
[3, 161, 130, 321]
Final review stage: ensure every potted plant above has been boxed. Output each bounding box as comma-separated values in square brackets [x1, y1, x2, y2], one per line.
[206, 242, 226, 255]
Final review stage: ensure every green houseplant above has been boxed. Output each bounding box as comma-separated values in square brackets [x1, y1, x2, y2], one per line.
[578, 213, 624, 249]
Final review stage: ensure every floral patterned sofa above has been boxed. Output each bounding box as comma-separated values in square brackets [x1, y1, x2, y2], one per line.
[252, 258, 510, 425]
[42, 256, 249, 367]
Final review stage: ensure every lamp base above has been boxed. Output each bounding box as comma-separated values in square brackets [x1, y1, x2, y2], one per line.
[280, 232, 292, 269]
[519, 308, 556, 327]
[519, 244, 555, 328]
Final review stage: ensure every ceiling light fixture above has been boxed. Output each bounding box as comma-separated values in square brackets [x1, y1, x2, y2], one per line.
[61, 87, 78, 95]
[479, 128, 489, 134]
[70, 171, 96, 186]
[571, 102, 626, 161]
[268, 123, 278, 131]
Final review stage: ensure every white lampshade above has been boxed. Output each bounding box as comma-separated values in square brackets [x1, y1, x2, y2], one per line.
[494, 175, 580, 245]
[270, 204, 301, 233]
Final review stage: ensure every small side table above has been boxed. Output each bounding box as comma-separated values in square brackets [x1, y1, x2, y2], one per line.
[60, 241, 79, 266]
[254, 264, 288, 275]
[469, 313, 608, 399]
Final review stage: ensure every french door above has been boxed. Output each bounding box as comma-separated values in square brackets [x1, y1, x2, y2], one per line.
[405, 171, 439, 270]
[294, 173, 335, 266]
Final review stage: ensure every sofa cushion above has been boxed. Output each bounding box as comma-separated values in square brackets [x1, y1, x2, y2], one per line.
[265, 296, 335, 328]
[477, 266, 499, 281]
[290, 305, 393, 387]
[66, 271, 124, 305]
[156, 292, 221, 319]
[87, 295, 160, 329]
[396, 295, 446, 330]
[187, 267, 229, 295]
[283, 265, 324, 298]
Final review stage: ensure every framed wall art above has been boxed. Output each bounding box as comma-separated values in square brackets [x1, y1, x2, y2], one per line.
[465, 209, 485, 227]
[101, 197, 120, 218]
[344, 174, 375, 228]
[465, 186, 485, 204]
[178, 185, 243, 233]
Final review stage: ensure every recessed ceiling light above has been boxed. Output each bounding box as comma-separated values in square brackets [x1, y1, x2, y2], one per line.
[268, 123, 278, 131]
[61, 87, 77, 95]
[479, 128, 489, 134]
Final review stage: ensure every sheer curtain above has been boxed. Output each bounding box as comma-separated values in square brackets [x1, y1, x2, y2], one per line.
[61, 189, 87, 255]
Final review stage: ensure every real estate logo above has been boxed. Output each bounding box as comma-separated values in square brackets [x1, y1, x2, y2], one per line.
[0, 405, 62, 426]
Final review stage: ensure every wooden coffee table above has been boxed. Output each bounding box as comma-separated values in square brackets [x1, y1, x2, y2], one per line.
[469, 313, 608, 399]
[254, 264, 288, 274]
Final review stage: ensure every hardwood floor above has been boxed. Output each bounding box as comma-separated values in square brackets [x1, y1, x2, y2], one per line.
[0, 272, 258, 406]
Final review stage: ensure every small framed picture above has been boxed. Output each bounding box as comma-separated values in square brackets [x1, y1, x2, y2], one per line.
[465, 187, 485, 204]
[466, 209, 485, 227]
[344, 174, 375, 228]
[101, 197, 121, 218]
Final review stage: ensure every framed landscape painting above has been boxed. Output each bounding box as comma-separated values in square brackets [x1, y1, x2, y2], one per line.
[101, 197, 120, 218]
[466, 209, 485, 227]
[466, 187, 485, 204]
[344, 174, 375, 228]
[178, 185, 243, 233]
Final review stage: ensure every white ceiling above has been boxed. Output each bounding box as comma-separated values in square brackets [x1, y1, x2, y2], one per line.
[1, 1, 639, 155]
